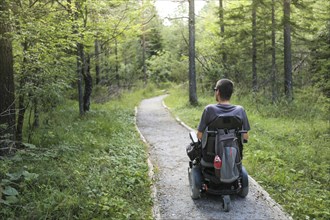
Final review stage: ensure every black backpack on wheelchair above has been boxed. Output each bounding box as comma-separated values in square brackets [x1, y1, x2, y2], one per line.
[187, 116, 249, 212]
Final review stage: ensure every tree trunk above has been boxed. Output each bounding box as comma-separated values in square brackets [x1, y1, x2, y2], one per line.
[252, 0, 258, 92]
[115, 38, 120, 87]
[142, 27, 147, 85]
[33, 99, 39, 129]
[219, 0, 227, 76]
[271, 0, 277, 102]
[141, 0, 147, 85]
[70, 0, 85, 115]
[16, 41, 28, 142]
[95, 39, 101, 85]
[16, 95, 26, 142]
[77, 42, 84, 115]
[83, 55, 92, 112]
[188, 0, 198, 105]
[283, 0, 293, 101]
[0, 0, 16, 141]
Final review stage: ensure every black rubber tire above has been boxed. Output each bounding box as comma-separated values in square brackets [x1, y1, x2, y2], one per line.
[238, 166, 249, 198]
[188, 165, 202, 200]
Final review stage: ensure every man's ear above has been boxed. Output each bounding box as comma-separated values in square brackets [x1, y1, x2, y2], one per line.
[215, 91, 220, 102]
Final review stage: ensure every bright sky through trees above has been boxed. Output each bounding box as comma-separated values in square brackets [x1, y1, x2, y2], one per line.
[155, 0, 206, 24]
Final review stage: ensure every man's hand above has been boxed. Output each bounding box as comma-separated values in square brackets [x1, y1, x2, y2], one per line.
[197, 131, 203, 140]
[243, 132, 249, 140]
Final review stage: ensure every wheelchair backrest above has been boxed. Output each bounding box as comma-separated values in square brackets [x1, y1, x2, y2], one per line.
[202, 116, 243, 163]
[208, 116, 243, 131]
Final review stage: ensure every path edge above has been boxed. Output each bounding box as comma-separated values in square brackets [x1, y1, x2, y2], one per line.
[161, 99, 292, 220]
[134, 107, 161, 220]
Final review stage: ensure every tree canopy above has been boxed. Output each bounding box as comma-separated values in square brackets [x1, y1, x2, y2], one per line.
[0, 0, 329, 219]
[0, 0, 328, 139]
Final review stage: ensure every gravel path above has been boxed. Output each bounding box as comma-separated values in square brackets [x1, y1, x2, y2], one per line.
[136, 95, 292, 220]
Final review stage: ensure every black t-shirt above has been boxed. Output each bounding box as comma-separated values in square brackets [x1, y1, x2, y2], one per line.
[197, 104, 251, 132]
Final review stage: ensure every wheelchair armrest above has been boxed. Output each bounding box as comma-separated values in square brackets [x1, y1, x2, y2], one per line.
[206, 130, 218, 134]
[189, 131, 199, 144]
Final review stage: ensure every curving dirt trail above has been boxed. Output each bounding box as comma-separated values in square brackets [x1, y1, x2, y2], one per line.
[136, 95, 291, 220]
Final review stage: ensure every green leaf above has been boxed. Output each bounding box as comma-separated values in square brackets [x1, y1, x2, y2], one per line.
[5, 195, 19, 204]
[22, 171, 39, 181]
[3, 186, 19, 196]
[23, 143, 37, 149]
[0, 198, 9, 205]
[6, 171, 23, 181]
[1, 179, 12, 185]
[11, 154, 23, 162]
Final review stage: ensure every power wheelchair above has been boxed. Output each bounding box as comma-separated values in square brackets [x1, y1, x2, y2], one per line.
[187, 116, 249, 212]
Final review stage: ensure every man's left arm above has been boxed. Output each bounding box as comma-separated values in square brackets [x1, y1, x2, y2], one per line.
[197, 108, 208, 141]
[241, 109, 250, 141]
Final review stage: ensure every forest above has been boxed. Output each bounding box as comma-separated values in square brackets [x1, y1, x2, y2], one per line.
[0, 0, 329, 219]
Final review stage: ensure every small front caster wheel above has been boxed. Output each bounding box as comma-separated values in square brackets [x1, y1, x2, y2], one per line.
[222, 195, 231, 212]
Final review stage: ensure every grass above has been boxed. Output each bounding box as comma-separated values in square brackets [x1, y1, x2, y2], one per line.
[0, 84, 164, 219]
[164, 84, 330, 220]
[1, 82, 328, 219]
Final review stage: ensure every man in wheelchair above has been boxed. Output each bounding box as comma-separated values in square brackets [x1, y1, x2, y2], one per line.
[187, 79, 251, 211]
[197, 78, 250, 142]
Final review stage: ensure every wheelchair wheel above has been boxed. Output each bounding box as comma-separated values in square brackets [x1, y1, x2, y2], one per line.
[238, 166, 249, 198]
[222, 195, 231, 212]
[188, 165, 202, 200]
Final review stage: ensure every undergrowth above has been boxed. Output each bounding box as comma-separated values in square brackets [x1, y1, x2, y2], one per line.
[0, 84, 163, 219]
[164, 84, 330, 220]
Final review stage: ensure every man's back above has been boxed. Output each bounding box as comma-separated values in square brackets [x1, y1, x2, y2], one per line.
[197, 104, 250, 133]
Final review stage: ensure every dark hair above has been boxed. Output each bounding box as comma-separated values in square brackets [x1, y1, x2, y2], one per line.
[215, 79, 234, 100]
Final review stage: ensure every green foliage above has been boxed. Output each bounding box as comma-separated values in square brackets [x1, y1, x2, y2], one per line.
[146, 51, 172, 84]
[3, 0, 329, 217]
[191, 0, 329, 99]
[164, 85, 330, 220]
[0, 86, 164, 219]
[309, 22, 330, 97]
[236, 86, 329, 121]
[244, 115, 329, 220]
[146, 50, 188, 85]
